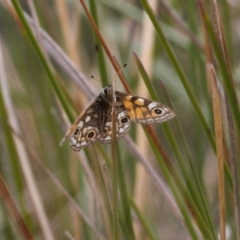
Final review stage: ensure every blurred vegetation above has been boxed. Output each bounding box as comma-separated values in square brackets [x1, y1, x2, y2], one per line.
[0, 0, 240, 239]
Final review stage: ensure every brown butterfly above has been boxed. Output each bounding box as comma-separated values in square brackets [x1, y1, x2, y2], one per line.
[60, 85, 175, 151]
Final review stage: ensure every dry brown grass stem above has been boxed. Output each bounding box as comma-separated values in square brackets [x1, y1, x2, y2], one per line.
[0, 175, 33, 239]
[208, 64, 225, 240]
[209, 1, 240, 239]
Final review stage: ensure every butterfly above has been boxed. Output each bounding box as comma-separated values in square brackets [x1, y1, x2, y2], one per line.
[59, 85, 175, 151]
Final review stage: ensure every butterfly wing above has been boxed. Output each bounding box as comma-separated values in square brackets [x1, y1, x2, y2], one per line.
[98, 105, 131, 143]
[60, 90, 110, 151]
[68, 110, 101, 151]
[115, 91, 175, 124]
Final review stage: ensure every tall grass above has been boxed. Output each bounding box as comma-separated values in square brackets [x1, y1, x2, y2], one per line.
[0, 0, 239, 239]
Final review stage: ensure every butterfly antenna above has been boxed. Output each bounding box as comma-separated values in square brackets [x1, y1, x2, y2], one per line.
[90, 75, 101, 84]
[112, 63, 127, 86]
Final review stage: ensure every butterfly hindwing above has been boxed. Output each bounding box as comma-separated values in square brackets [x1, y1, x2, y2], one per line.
[98, 106, 130, 143]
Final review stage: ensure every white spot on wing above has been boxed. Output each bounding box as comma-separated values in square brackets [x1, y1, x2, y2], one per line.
[85, 116, 91, 123]
[148, 102, 158, 110]
[136, 98, 144, 104]
[118, 111, 128, 118]
[104, 136, 111, 141]
[83, 128, 87, 135]
[79, 121, 84, 128]
[105, 122, 111, 128]
[119, 128, 125, 134]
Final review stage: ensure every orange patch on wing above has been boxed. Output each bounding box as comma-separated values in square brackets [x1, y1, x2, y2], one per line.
[141, 107, 149, 114]
[123, 100, 133, 110]
[123, 99, 136, 119]
[128, 110, 136, 119]
[135, 107, 144, 119]
[145, 114, 152, 119]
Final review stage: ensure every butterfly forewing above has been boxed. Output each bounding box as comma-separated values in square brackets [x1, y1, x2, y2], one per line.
[115, 91, 175, 124]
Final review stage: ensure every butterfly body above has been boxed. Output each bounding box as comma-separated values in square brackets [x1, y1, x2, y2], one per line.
[60, 85, 175, 151]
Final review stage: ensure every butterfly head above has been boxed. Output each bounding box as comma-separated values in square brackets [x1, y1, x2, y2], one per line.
[102, 85, 112, 98]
